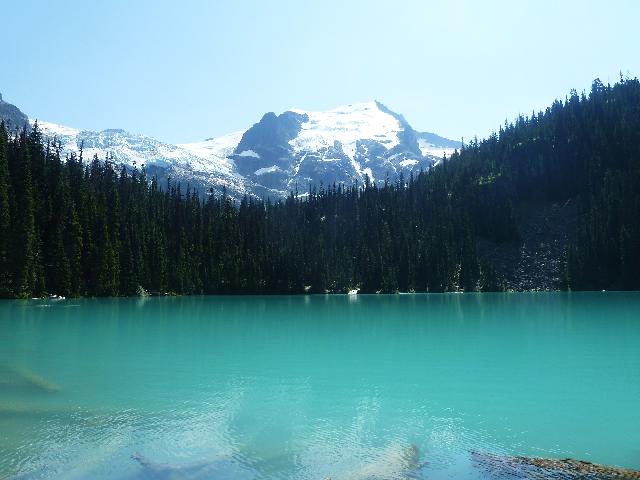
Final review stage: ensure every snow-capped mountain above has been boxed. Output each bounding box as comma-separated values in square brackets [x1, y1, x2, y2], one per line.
[177, 101, 460, 198]
[1, 93, 460, 199]
[34, 120, 248, 198]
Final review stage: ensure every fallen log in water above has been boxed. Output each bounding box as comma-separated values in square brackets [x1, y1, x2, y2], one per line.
[12, 365, 60, 392]
[0, 364, 60, 393]
[471, 450, 640, 479]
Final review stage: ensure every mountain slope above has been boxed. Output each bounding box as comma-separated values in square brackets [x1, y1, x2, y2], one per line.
[0, 94, 459, 199]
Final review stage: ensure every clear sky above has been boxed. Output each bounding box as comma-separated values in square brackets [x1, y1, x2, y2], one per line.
[1, 0, 638, 143]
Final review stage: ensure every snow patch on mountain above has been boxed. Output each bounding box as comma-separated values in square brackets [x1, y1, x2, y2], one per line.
[289, 102, 401, 160]
[177, 131, 243, 176]
[237, 149, 260, 158]
[35, 119, 80, 138]
[417, 138, 457, 159]
[255, 165, 282, 175]
[399, 159, 419, 168]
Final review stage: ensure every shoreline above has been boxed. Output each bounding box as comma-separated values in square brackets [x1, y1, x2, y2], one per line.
[6, 289, 636, 301]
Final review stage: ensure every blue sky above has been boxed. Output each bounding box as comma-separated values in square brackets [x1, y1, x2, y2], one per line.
[1, 0, 638, 143]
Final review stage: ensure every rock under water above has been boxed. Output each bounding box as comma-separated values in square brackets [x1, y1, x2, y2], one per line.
[131, 444, 425, 480]
[470, 450, 640, 479]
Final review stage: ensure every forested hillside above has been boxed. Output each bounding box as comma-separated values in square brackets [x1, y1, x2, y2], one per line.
[0, 78, 638, 297]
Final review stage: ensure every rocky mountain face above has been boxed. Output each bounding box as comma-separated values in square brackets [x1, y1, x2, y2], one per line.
[179, 101, 460, 199]
[0, 93, 30, 132]
[0, 94, 460, 200]
[226, 102, 443, 197]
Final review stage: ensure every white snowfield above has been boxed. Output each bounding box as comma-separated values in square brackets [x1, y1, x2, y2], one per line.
[177, 131, 243, 176]
[289, 102, 402, 160]
[417, 138, 457, 159]
[34, 119, 79, 138]
[35, 119, 212, 171]
[31, 101, 458, 198]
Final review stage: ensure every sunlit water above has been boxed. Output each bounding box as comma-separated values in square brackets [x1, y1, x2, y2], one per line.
[0, 293, 639, 479]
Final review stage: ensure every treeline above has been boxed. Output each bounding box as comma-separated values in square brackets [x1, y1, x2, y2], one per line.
[0, 124, 497, 297]
[0, 77, 638, 297]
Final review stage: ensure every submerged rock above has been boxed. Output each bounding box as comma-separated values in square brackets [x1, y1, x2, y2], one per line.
[471, 450, 640, 479]
[131, 452, 255, 479]
[131, 444, 425, 480]
[335, 444, 425, 479]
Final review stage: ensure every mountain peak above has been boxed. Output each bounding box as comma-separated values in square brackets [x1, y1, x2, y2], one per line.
[284, 100, 406, 160]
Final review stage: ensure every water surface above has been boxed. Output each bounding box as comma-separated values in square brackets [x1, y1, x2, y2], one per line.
[1, 293, 639, 479]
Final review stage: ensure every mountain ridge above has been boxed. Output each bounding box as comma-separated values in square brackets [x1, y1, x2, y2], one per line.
[0, 94, 460, 199]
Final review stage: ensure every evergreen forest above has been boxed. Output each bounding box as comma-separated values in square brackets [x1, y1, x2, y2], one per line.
[0, 78, 639, 297]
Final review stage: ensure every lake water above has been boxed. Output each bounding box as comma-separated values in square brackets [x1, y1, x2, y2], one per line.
[0, 293, 639, 479]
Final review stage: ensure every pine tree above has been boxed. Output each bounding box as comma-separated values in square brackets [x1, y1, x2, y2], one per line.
[0, 123, 11, 296]
[11, 130, 36, 297]
[65, 203, 84, 296]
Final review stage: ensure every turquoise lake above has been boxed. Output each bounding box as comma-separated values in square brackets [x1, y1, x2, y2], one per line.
[0, 293, 639, 479]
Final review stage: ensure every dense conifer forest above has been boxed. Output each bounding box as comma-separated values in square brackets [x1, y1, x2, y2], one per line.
[0, 78, 638, 297]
